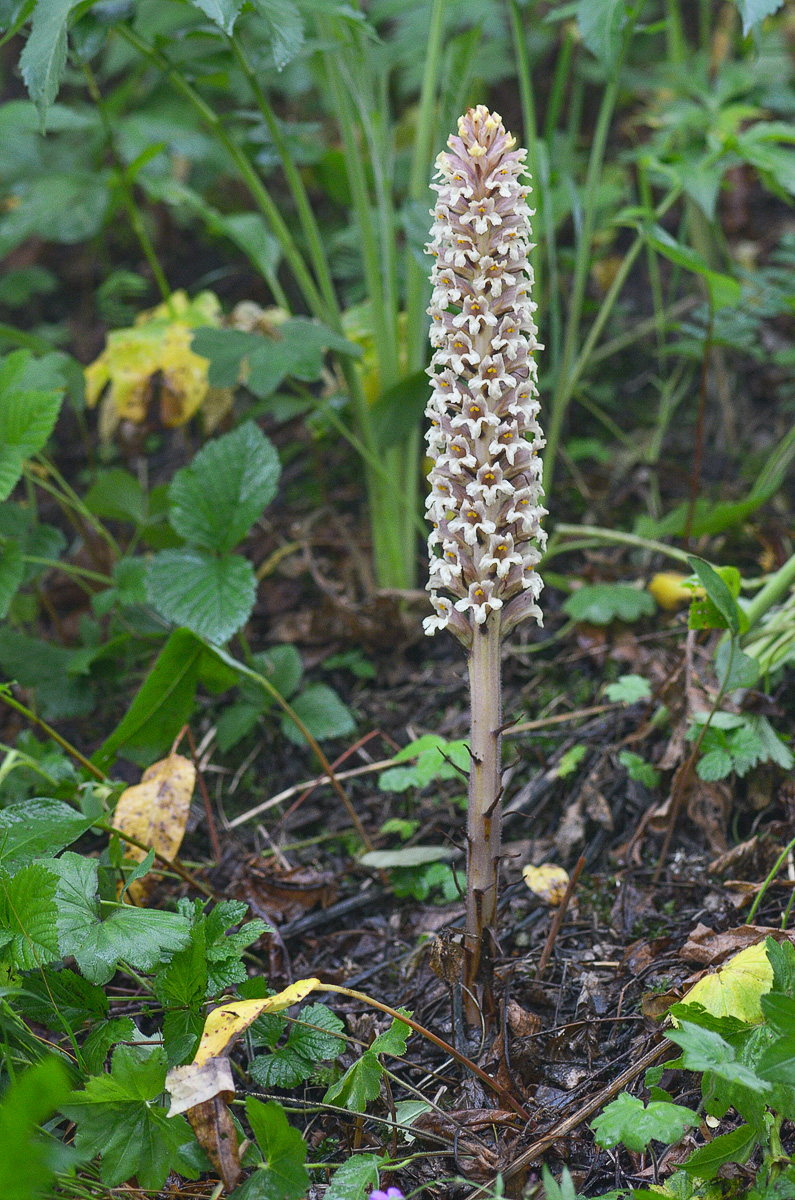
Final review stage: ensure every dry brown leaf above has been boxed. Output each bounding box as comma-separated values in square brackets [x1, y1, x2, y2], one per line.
[679, 923, 793, 966]
[184, 1096, 241, 1192]
[113, 752, 196, 903]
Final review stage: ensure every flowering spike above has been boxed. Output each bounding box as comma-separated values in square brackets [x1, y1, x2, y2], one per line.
[424, 105, 546, 643]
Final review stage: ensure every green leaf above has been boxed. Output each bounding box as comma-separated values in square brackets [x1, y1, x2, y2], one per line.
[557, 743, 587, 778]
[147, 548, 257, 644]
[766, 937, 795, 995]
[60, 1044, 197, 1189]
[0, 538, 23, 618]
[194, 319, 358, 399]
[617, 750, 660, 789]
[234, 1098, 309, 1200]
[696, 747, 734, 781]
[18, 0, 80, 113]
[50, 852, 192, 984]
[81, 1016, 137, 1075]
[683, 1123, 757, 1178]
[83, 468, 147, 525]
[360, 846, 457, 870]
[18, 967, 108, 1029]
[577, 0, 626, 68]
[0, 350, 63, 500]
[378, 735, 470, 792]
[155, 923, 208, 1066]
[167, 422, 280, 553]
[0, 861, 60, 969]
[324, 1154, 381, 1200]
[281, 683, 355, 746]
[743, 714, 793, 770]
[0, 630, 93, 720]
[96, 628, 204, 768]
[714, 640, 760, 691]
[323, 1050, 383, 1112]
[196, 898, 271, 995]
[247, 0, 305, 72]
[687, 558, 743, 635]
[643, 226, 741, 310]
[733, 0, 786, 36]
[0, 1057, 73, 1200]
[371, 369, 430, 451]
[591, 1091, 698, 1153]
[253, 644, 303, 701]
[190, 0, 243, 34]
[666, 1021, 772, 1093]
[251, 1003, 345, 1089]
[0, 798, 95, 870]
[605, 674, 652, 705]
[563, 583, 656, 625]
[370, 1010, 412, 1057]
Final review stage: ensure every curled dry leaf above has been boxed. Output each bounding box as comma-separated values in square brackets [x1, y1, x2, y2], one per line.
[113, 752, 196, 903]
[522, 863, 569, 907]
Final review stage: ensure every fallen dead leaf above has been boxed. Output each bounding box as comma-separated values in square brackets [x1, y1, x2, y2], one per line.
[523, 863, 570, 906]
[678, 923, 791, 965]
[113, 752, 195, 903]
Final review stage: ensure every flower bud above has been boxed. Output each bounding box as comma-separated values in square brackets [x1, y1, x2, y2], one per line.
[424, 106, 546, 644]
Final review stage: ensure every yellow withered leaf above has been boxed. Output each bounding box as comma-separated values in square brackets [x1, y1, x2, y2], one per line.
[648, 572, 703, 611]
[522, 863, 569, 906]
[193, 977, 320, 1067]
[113, 752, 195, 903]
[84, 289, 232, 440]
[677, 942, 773, 1025]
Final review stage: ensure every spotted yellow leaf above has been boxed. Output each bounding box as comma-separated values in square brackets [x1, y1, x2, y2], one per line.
[113, 752, 195, 903]
[678, 942, 773, 1025]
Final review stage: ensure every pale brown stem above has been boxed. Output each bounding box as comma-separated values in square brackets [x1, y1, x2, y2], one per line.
[463, 613, 503, 1024]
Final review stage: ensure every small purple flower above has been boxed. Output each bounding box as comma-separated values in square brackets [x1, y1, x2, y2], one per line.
[368, 1189, 405, 1200]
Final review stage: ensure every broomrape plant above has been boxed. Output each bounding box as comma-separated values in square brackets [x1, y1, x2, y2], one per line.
[424, 106, 546, 1019]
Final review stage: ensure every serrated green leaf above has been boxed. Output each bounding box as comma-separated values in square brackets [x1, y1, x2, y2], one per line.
[696, 748, 734, 781]
[324, 1153, 381, 1200]
[190, 0, 243, 34]
[168, 422, 280, 553]
[734, 0, 785, 36]
[714, 640, 760, 691]
[323, 1050, 382, 1112]
[155, 924, 208, 1066]
[18, 967, 108, 1029]
[617, 750, 660, 789]
[82, 1016, 137, 1075]
[194, 319, 358, 398]
[233, 1098, 308, 1200]
[281, 683, 355, 746]
[666, 1021, 771, 1093]
[248, 0, 304, 71]
[378, 735, 470, 792]
[0, 861, 60, 969]
[83, 468, 147, 525]
[18, 0, 80, 113]
[251, 1003, 345, 1088]
[0, 798, 95, 869]
[0, 357, 63, 498]
[147, 548, 257, 644]
[369, 1010, 411, 1057]
[592, 1091, 698, 1153]
[683, 1123, 757, 1178]
[766, 936, 795, 995]
[252, 644, 303, 701]
[61, 1044, 197, 1189]
[563, 583, 656, 625]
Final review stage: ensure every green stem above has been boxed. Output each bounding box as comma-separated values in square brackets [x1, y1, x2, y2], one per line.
[226, 35, 339, 320]
[544, 182, 681, 488]
[81, 63, 172, 304]
[114, 24, 328, 323]
[553, 522, 693, 565]
[0, 684, 108, 780]
[747, 834, 795, 924]
[544, 4, 644, 492]
[743, 551, 795, 632]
